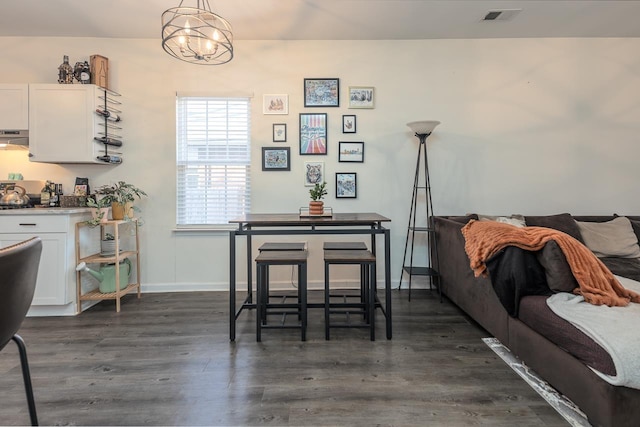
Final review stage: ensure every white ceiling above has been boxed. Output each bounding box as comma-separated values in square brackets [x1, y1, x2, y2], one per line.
[1, 0, 640, 40]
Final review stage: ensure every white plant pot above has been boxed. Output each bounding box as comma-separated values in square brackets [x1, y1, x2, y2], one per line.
[91, 207, 109, 223]
[100, 238, 120, 256]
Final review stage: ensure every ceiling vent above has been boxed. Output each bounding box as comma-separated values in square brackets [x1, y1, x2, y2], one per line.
[482, 9, 522, 22]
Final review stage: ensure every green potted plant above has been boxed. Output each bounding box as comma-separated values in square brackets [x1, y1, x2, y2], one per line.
[309, 181, 327, 215]
[100, 232, 119, 255]
[85, 193, 113, 226]
[95, 181, 147, 220]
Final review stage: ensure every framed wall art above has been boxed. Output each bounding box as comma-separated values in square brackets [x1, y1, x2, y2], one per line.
[336, 173, 357, 198]
[299, 113, 327, 155]
[273, 123, 287, 142]
[262, 147, 291, 171]
[338, 141, 364, 163]
[303, 161, 325, 187]
[304, 78, 339, 107]
[263, 94, 288, 115]
[348, 86, 375, 109]
[342, 115, 356, 133]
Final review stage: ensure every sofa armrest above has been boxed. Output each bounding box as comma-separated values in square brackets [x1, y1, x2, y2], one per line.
[433, 216, 510, 344]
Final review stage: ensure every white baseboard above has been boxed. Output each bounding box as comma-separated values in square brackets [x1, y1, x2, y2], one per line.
[139, 278, 427, 293]
[140, 277, 435, 294]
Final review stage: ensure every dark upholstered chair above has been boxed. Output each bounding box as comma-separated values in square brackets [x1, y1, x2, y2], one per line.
[0, 237, 42, 426]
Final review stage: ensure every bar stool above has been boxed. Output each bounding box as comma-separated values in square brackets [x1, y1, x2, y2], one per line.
[324, 249, 377, 341]
[255, 250, 308, 342]
[258, 242, 306, 314]
[322, 241, 368, 309]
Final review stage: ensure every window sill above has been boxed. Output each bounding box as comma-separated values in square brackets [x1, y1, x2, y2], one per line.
[173, 225, 234, 234]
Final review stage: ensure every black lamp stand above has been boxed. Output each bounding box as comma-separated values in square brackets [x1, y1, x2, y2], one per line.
[399, 131, 440, 301]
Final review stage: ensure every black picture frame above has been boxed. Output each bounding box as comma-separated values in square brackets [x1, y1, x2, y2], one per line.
[273, 123, 287, 142]
[262, 147, 291, 171]
[342, 115, 356, 133]
[304, 78, 340, 107]
[336, 172, 357, 198]
[338, 141, 364, 163]
[299, 113, 328, 155]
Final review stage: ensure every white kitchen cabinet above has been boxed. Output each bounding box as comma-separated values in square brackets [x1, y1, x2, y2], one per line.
[0, 232, 66, 305]
[28, 84, 123, 164]
[0, 210, 92, 316]
[0, 83, 29, 130]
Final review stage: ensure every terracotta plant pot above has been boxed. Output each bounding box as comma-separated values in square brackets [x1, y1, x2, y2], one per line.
[309, 201, 324, 215]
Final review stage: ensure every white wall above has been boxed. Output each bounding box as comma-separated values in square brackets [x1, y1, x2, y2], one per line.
[1, 37, 639, 291]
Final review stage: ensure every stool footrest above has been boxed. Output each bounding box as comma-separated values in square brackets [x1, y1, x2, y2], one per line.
[329, 324, 371, 329]
[261, 325, 303, 330]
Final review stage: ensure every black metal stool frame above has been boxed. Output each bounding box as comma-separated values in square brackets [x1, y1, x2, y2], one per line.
[256, 251, 308, 342]
[324, 250, 377, 341]
[258, 242, 306, 324]
[322, 241, 369, 318]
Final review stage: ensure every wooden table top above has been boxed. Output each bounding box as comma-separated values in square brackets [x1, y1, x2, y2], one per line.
[229, 212, 391, 226]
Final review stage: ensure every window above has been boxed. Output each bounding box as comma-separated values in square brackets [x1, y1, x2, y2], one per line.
[176, 96, 251, 226]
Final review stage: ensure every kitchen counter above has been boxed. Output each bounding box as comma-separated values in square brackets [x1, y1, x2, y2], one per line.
[0, 207, 93, 215]
[0, 207, 94, 317]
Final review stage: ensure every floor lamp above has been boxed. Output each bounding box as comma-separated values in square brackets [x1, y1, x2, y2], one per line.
[399, 120, 441, 301]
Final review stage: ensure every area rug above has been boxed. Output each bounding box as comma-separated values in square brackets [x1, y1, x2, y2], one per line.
[482, 337, 591, 427]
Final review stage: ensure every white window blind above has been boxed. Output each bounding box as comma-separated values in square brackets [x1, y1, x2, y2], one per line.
[176, 96, 251, 225]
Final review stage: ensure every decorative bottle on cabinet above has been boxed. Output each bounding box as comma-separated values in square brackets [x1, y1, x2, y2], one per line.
[58, 55, 74, 84]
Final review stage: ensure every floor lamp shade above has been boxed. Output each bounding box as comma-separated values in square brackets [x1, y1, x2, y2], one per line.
[406, 121, 440, 135]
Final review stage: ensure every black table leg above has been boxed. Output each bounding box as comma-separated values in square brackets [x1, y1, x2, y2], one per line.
[385, 228, 392, 339]
[246, 227, 253, 303]
[229, 230, 236, 341]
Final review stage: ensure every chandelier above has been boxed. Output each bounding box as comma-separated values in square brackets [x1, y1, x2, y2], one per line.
[161, 0, 233, 65]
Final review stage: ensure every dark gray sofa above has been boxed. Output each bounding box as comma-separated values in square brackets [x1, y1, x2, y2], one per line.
[433, 214, 640, 427]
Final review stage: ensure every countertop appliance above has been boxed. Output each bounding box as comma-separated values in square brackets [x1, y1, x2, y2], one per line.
[0, 180, 45, 209]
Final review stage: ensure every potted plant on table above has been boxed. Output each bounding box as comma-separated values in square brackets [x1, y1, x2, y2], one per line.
[100, 232, 119, 256]
[309, 181, 327, 215]
[94, 181, 147, 221]
[85, 193, 113, 226]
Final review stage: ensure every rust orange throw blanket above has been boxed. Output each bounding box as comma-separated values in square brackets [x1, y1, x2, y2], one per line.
[461, 219, 640, 306]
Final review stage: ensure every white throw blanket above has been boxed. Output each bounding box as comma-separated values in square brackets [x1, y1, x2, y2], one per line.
[547, 275, 640, 389]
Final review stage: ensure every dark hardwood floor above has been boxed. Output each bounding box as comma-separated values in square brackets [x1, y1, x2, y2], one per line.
[0, 290, 568, 426]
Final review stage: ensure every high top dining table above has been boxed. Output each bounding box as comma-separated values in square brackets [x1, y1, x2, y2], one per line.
[229, 212, 392, 341]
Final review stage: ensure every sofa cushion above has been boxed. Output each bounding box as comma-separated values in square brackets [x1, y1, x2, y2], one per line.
[600, 257, 640, 282]
[524, 213, 584, 243]
[536, 241, 579, 293]
[576, 216, 640, 258]
[446, 214, 478, 224]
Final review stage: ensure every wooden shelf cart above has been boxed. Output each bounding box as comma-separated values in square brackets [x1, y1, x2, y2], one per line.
[75, 219, 141, 313]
